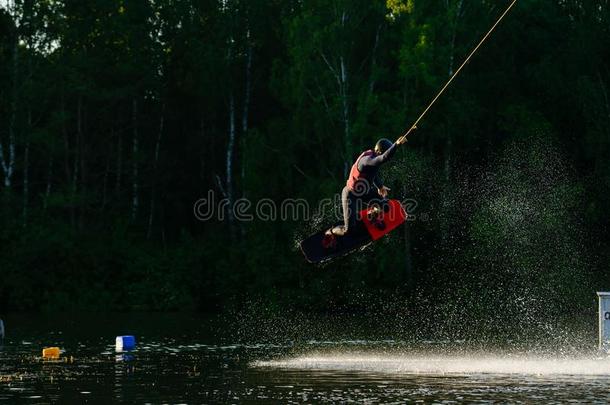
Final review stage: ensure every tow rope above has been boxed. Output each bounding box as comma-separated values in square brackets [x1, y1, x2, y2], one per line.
[398, 0, 518, 142]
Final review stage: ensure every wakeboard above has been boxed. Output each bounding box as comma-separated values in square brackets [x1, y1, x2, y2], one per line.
[300, 199, 407, 263]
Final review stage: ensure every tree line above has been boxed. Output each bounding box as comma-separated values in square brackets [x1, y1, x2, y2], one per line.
[0, 0, 609, 332]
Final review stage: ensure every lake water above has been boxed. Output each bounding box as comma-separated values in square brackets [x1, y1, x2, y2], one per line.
[1, 313, 609, 403]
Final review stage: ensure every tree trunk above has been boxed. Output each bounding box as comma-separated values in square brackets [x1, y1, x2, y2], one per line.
[340, 10, 351, 166]
[0, 17, 18, 188]
[402, 185, 414, 288]
[22, 110, 31, 227]
[444, 0, 464, 181]
[226, 92, 236, 225]
[241, 41, 253, 188]
[131, 98, 139, 221]
[61, 91, 69, 181]
[115, 126, 122, 195]
[340, 55, 350, 163]
[148, 103, 165, 239]
[22, 142, 29, 226]
[320, 9, 351, 174]
[598, 70, 610, 136]
[242, 36, 252, 135]
[44, 152, 53, 211]
[70, 97, 81, 227]
[239, 44, 253, 238]
[369, 24, 382, 95]
[357, 22, 383, 149]
[78, 100, 87, 230]
[448, 0, 464, 77]
[60, 91, 72, 224]
[102, 153, 109, 210]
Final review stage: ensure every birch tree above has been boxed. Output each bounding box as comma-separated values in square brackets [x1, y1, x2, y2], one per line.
[282, 0, 389, 178]
[0, 1, 17, 189]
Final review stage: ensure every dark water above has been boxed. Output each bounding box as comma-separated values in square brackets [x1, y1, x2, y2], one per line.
[1, 314, 610, 403]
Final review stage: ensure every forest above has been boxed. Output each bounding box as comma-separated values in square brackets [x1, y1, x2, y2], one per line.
[1, 0, 609, 336]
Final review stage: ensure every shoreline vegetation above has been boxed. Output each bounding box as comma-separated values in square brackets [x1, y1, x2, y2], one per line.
[1, 0, 609, 338]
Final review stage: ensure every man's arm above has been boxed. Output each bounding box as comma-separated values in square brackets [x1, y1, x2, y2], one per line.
[374, 174, 391, 198]
[360, 142, 398, 169]
[373, 174, 383, 189]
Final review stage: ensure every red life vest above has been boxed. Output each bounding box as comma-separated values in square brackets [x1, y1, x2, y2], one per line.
[346, 150, 375, 190]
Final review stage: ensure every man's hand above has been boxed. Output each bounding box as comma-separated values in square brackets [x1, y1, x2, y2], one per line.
[396, 125, 415, 145]
[378, 186, 391, 198]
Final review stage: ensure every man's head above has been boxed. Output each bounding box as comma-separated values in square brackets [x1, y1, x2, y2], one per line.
[374, 138, 393, 155]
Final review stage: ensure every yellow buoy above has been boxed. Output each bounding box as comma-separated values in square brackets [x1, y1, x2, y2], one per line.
[42, 347, 60, 359]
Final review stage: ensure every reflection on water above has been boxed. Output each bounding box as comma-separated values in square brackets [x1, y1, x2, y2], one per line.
[1, 314, 610, 403]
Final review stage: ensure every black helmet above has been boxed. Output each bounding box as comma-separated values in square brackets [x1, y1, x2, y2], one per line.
[374, 138, 393, 155]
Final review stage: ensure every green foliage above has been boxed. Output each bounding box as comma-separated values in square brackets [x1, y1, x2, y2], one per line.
[0, 0, 608, 334]
[386, 0, 414, 18]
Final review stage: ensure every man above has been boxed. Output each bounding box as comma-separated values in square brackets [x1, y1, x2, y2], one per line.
[323, 135, 407, 247]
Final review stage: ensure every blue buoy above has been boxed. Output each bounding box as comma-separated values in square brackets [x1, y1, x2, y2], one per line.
[115, 335, 136, 352]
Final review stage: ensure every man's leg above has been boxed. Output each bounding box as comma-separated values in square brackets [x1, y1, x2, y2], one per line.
[329, 186, 353, 236]
[361, 191, 390, 229]
[362, 190, 390, 214]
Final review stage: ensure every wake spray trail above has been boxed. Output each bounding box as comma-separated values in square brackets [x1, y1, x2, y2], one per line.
[254, 353, 610, 376]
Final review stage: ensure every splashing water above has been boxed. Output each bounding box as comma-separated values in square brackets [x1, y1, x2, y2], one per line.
[254, 352, 610, 376]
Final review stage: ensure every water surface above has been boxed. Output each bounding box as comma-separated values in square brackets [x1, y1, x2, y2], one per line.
[1, 314, 609, 403]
